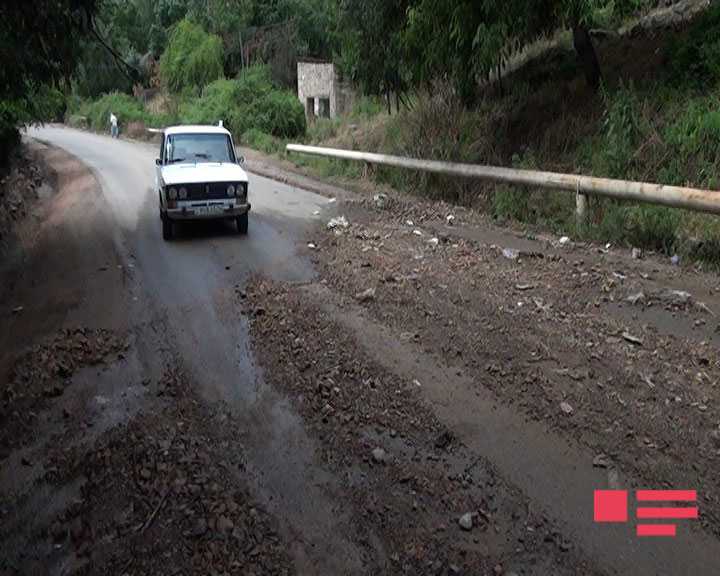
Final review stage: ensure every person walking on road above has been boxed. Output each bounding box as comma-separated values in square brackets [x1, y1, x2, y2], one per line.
[110, 112, 118, 138]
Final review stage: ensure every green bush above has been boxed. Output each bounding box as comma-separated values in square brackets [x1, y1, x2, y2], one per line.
[179, 66, 305, 139]
[162, 18, 224, 95]
[67, 114, 89, 129]
[492, 185, 529, 222]
[664, 99, 720, 188]
[352, 97, 383, 118]
[243, 128, 283, 155]
[81, 92, 148, 132]
[254, 90, 305, 138]
[667, 4, 720, 87]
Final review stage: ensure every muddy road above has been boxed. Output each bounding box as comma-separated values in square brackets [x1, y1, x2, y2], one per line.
[2, 127, 720, 575]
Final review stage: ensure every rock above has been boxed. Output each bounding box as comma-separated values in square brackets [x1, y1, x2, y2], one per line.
[626, 292, 645, 305]
[446, 214, 456, 226]
[373, 193, 388, 209]
[671, 254, 680, 266]
[709, 430, 720, 450]
[426, 237, 439, 248]
[76, 540, 91, 557]
[631, 248, 642, 260]
[216, 515, 234, 532]
[502, 248, 520, 261]
[405, 220, 414, 226]
[622, 332, 643, 347]
[434, 429, 453, 449]
[51, 522, 68, 542]
[593, 454, 611, 468]
[192, 517, 207, 537]
[355, 288, 376, 303]
[327, 216, 348, 230]
[57, 362, 72, 378]
[459, 512, 473, 531]
[371, 447, 387, 463]
[559, 236, 571, 245]
[307, 243, 316, 250]
[413, 229, 423, 236]
[560, 402, 574, 415]
[43, 385, 64, 398]
[70, 518, 84, 542]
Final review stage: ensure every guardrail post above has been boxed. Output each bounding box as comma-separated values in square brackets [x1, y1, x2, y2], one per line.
[363, 161, 373, 180]
[576, 187, 588, 231]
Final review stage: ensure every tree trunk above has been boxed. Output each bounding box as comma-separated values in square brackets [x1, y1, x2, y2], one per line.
[572, 22, 601, 89]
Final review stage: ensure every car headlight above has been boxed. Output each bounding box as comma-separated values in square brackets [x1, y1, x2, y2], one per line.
[168, 187, 178, 200]
[238, 183, 247, 196]
[227, 184, 236, 197]
[178, 187, 187, 200]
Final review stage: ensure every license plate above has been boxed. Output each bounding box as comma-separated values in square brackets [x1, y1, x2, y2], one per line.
[194, 205, 225, 216]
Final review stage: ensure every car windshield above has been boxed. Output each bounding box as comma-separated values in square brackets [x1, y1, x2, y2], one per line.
[165, 133, 235, 164]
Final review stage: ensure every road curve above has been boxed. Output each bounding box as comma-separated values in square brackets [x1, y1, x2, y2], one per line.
[17, 126, 720, 576]
[24, 126, 370, 574]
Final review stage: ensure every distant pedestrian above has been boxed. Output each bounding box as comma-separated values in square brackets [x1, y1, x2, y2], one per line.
[110, 112, 118, 138]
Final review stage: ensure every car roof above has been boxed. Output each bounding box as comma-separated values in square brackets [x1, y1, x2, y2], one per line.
[164, 125, 231, 136]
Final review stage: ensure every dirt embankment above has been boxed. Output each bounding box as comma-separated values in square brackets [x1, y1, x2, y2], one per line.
[0, 142, 56, 255]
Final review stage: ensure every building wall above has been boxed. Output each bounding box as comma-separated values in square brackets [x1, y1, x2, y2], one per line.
[297, 62, 339, 119]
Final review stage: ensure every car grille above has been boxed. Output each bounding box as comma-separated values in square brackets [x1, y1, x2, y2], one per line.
[184, 182, 231, 200]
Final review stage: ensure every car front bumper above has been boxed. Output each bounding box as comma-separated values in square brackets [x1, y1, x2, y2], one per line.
[166, 201, 251, 220]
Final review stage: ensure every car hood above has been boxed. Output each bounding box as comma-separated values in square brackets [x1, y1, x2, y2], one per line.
[160, 162, 248, 186]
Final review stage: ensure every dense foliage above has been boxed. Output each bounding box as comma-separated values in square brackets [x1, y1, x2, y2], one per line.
[179, 66, 305, 138]
[0, 1, 100, 161]
[161, 18, 224, 94]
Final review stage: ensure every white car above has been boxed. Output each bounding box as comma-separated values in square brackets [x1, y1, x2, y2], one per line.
[155, 125, 251, 240]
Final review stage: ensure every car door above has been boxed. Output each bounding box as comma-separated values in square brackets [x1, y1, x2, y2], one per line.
[155, 132, 165, 190]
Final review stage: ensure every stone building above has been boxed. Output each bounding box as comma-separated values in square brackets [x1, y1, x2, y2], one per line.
[297, 59, 350, 121]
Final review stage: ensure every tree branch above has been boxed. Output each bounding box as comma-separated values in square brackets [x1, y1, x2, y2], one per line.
[90, 18, 138, 84]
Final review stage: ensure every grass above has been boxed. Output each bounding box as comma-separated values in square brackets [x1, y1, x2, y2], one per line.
[275, 6, 720, 266]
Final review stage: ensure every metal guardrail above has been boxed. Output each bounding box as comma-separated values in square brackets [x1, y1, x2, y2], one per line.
[286, 143, 720, 219]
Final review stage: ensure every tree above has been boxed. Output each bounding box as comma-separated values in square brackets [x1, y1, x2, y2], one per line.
[161, 17, 224, 94]
[401, 0, 661, 99]
[337, 0, 411, 113]
[0, 1, 102, 160]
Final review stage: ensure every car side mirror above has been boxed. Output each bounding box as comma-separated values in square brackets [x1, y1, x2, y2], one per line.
[238, 156, 245, 164]
[155, 158, 162, 166]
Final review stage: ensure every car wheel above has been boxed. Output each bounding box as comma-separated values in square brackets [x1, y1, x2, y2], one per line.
[236, 212, 248, 235]
[162, 217, 173, 241]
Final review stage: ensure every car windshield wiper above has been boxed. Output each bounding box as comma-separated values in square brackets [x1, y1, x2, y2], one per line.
[167, 158, 186, 164]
